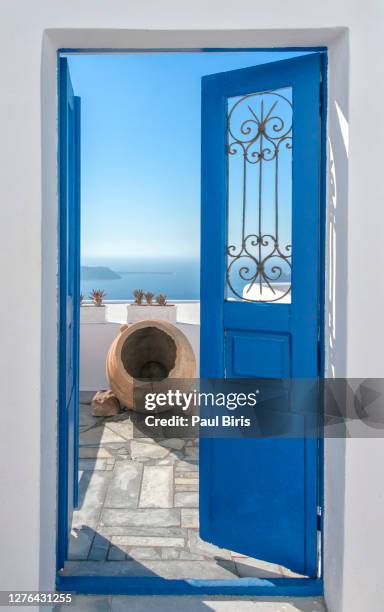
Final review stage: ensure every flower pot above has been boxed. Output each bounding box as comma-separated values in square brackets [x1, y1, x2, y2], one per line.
[127, 303, 177, 324]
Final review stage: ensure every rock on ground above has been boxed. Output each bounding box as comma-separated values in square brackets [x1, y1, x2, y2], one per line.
[91, 390, 120, 417]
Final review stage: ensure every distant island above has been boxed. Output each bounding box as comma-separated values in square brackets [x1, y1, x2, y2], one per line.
[81, 266, 121, 280]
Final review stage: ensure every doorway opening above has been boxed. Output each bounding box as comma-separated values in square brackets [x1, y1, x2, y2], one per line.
[58, 48, 325, 591]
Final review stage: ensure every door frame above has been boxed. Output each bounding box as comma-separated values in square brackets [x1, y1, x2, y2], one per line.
[56, 47, 327, 596]
[57, 58, 81, 571]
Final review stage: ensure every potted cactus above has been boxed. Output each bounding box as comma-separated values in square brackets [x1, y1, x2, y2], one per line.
[127, 290, 176, 323]
[133, 288, 145, 305]
[80, 289, 107, 324]
[156, 294, 167, 306]
[90, 289, 106, 307]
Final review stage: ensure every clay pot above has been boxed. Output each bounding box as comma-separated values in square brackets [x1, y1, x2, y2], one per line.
[106, 319, 196, 412]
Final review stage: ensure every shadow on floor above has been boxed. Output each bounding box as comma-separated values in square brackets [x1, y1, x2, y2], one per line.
[69, 396, 307, 583]
[65, 526, 167, 577]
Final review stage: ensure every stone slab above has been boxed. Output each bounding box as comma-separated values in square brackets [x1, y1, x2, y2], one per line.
[176, 472, 199, 480]
[160, 549, 205, 561]
[158, 438, 185, 450]
[53, 595, 111, 611]
[78, 459, 108, 471]
[68, 526, 94, 561]
[175, 477, 198, 485]
[175, 460, 198, 471]
[88, 533, 110, 561]
[79, 405, 100, 429]
[54, 595, 326, 612]
[101, 508, 180, 528]
[98, 525, 185, 538]
[105, 420, 134, 440]
[233, 556, 285, 578]
[109, 596, 327, 612]
[179, 550, 206, 561]
[130, 436, 156, 444]
[126, 547, 160, 560]
[187, 530, 231, 560]
[131, 441, 169, 460]
[73, 471, 112, 530]
[62, 560, 237, 579]
[79, 446, 115, 459]
[184, 446, 199, 459]
[181, 508, 199, 529]
[175, 484, 198, 492]
[111, 535, 184, 548]
[104, 461, 143, 509]
[157, 456, 180, 465]
[139, 465, 173, 508]
[160, 548, 180, 560]
[80, 426, 127, 446]
[174, 492, 198, 508]
[108, 546, 127, 561]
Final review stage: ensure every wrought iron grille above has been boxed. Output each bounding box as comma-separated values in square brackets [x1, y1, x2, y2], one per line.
[226, 89, 293, 303]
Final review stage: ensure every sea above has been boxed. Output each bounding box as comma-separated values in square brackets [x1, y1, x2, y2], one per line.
[80, 257, 200, 302]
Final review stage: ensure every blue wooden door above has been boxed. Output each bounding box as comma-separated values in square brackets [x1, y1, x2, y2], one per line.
[58, 58, 81, 564]
[200, 54, 322, 577]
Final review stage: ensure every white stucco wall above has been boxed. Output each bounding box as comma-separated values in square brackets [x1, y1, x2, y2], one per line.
[0, 3, 383, 611]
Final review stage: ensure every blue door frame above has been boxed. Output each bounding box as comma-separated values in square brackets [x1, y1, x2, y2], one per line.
[57, 57, 81, 572]
[56, 48, 327, 596]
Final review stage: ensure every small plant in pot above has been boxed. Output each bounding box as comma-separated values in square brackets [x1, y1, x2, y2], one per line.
[90, 289, 106, 307]
[145, 291, 154, 305]
[133, 289, 145, 305]
[156, 294, 167, 306]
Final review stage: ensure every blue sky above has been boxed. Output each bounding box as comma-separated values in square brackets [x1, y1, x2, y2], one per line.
[67, 51, 306, 263]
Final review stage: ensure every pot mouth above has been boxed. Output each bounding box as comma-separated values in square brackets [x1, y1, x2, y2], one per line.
[120, 326, 177, 381]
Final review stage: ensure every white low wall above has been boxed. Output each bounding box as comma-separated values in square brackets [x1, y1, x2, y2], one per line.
[80, 302, 200, 390]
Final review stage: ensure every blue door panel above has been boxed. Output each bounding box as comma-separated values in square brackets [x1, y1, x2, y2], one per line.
[200, 53, 322, 577]
[200, 438, 306, 570]
[58, 57, 81, 567]
[226, 332, 291, 378]
[224, 301, 291, 333]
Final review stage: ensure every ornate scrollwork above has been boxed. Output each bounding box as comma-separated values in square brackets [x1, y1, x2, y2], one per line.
[226, 91, 292, 303]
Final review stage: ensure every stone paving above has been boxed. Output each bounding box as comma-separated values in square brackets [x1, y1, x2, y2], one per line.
[63, 395, 300, 580]
[53, 595, 327, 611]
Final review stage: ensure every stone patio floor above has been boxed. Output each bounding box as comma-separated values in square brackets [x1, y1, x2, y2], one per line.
[63, 394, 302, 580]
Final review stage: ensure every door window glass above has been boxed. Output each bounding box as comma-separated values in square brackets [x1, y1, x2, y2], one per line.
[226, 87, 292, 303]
